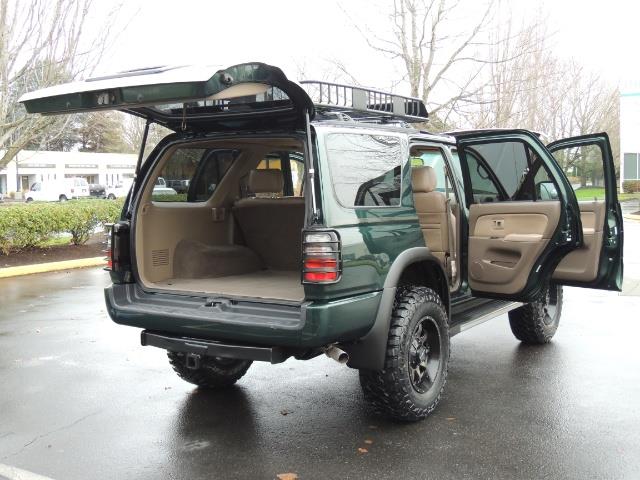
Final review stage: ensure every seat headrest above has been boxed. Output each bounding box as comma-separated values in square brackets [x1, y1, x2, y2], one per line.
[247, 169, 284, 194]
[411, 166, 437, 193]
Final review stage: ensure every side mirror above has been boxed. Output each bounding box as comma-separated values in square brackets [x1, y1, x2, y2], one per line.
[537, 181, 558, 200]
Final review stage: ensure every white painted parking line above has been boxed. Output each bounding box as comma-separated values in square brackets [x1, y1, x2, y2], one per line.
[0, 464, 56, 480]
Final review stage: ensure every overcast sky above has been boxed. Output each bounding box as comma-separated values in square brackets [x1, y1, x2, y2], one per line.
[88, 0, 639, 93]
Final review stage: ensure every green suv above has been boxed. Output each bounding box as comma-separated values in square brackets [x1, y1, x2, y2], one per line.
[21, 63, 623, 421]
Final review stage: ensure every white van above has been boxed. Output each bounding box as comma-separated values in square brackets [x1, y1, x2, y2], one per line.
[25, 177, 90, 202]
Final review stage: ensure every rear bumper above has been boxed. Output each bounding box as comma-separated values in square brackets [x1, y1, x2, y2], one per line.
[105, 283, 381, 348]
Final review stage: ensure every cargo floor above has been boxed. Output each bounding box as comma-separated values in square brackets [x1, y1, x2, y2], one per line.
[150, 270, 304, 302]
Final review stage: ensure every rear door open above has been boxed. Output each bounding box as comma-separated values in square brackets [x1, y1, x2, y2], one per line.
[19, 62, 315, 133]
[454, 130, 583, 302]
[548, 133, 623, 290]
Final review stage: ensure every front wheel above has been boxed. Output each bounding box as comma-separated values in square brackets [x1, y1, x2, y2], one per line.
[167, 352, 252, 389]
[359, 286, 450, 422]
[107, 193, 116, 200]
[508, 283, 563, 344]
[59, 194, 68, 202]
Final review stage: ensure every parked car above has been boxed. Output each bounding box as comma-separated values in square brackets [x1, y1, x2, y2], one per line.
[105, 182, 132, 200]
[21, 62, 624, 421]
[24, 177, 90, 202]
[166, 179, 190, 193]
[152, 176, 177, 195]
[152, 185, 178, 196]
[89, 183, 106, 198]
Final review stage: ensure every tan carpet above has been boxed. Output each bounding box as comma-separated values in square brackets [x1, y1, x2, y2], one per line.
[150, 270, 304, 302]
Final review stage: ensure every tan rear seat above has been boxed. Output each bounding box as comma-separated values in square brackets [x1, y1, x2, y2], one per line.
[233, 169, 305, 270]
[412, 166, 454, 267]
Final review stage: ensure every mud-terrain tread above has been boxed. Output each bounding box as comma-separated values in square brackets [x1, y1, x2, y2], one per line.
[508, 284, 563, 344]
[359, 286, 450, 422]
[167, 352, 252, 388]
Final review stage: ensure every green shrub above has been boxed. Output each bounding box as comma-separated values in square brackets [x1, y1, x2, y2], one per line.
[63, 199, 124, 245]
[622, 180, 640, 193]
[151, 193, 188, 202]
[0, 203, 66, 254]
[0, 199, 125, 254]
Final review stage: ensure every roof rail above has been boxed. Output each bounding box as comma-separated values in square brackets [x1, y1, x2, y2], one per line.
[300, 80, 428, 123]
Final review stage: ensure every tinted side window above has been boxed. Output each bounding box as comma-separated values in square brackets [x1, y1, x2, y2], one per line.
[470, 142, 528, 199]
[465, 150, 501, 203]
[153, 148, 235, 202]
[189, 150, 237, 202]
[464, 140, 560, 203]
[326, 133, 402, 207]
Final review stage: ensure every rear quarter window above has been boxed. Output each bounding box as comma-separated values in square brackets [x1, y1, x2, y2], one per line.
[152, 147, 236, 202]
[325, 133, 402, 207]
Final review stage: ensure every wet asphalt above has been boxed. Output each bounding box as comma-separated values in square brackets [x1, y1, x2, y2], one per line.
[1, 220, 639, 480]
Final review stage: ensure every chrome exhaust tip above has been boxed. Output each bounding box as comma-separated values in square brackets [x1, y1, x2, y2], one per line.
[324, 346, 349, 364]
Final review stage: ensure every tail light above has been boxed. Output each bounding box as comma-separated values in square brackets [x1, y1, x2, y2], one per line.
[104, 221, 132, 282]
[302, 230, 341, 283]
[104, 225, 113, 270]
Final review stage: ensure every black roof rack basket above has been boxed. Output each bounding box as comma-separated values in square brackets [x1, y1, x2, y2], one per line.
[300, 80, 428, 123]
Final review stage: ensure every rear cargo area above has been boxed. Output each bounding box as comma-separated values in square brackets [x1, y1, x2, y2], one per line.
[151, 271, 303, 302]
[133, 138, 307, 303]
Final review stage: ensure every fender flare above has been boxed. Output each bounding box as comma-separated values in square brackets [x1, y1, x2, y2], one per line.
[344, 247, 450, 371]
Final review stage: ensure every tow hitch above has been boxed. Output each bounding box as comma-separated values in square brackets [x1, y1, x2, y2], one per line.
[185, 353, 202, 370]
[141, 331, 290, 364]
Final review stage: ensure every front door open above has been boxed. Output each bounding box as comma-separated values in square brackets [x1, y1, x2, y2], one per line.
[548, 133, 623, 290]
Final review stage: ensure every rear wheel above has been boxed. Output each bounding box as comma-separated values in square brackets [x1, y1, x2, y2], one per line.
[59, 194, 68, 202]
[359, 286, 450, 422]
[167, 352, 252, 389]
[508, 283, 563, 344]
[107, 193, 116, 200]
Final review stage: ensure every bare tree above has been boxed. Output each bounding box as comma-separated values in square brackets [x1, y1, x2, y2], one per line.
[0, 0, 119, 169]
[544, 62, 619, 186]
[341, 0, 508, 129]
[468, 12, 559, 130]
[121, 114, 172, 157]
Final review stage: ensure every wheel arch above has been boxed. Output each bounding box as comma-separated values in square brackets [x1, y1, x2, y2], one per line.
[344, 247, 450, 371]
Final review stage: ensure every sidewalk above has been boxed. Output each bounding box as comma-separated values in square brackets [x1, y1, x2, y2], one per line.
[0, 256, 105, 279]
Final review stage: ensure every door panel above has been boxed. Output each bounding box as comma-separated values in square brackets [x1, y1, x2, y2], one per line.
[454, 130, 582, 301]
[547, 133, 623, 291]
[468, 201, 560, 294]
[553, 201, 605, 282]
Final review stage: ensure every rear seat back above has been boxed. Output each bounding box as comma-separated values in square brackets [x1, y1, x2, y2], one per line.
[233, 169, 305, 270]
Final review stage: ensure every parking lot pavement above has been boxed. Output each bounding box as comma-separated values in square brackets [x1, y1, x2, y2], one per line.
[0, 220, 639, 480]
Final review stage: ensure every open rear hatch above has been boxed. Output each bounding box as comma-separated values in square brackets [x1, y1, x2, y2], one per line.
[19, 62, 315, 132]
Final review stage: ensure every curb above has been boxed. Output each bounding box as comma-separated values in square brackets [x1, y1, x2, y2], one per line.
[0, 256, 106, 279]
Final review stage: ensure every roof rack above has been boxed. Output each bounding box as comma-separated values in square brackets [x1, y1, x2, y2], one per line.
[300, 80, 428, 124]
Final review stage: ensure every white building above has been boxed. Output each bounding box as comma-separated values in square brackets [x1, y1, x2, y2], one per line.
[0, 150, 137, 195]
[620, 82, 640, 190]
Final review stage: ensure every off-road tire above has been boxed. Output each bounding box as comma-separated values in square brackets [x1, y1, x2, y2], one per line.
[359, 286, 450, 422]
[508, 283, 563, 344]
[167, 352, 252, 389]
